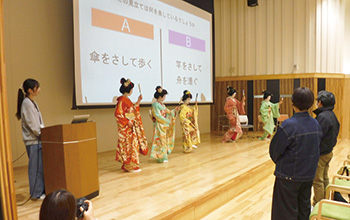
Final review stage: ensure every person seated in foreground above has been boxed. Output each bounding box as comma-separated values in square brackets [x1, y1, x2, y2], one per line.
[39, 189, 96, 220]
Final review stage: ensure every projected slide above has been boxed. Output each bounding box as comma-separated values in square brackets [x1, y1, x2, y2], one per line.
[73, 0, 212, 106]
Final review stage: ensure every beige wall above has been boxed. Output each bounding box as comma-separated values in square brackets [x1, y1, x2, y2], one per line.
[214, 0, 346, 77]
[4, 0, 211, 167]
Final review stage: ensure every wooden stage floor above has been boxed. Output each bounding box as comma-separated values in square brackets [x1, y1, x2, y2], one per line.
[14, 133, 349, 220]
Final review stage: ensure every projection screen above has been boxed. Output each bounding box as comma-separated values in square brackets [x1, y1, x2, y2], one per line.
[73, 0, 213, 107]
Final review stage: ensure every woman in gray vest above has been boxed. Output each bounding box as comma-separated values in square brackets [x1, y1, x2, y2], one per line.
[16, 78, 45, 200]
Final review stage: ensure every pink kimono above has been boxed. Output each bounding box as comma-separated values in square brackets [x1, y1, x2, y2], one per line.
[222, 97, 245, 142]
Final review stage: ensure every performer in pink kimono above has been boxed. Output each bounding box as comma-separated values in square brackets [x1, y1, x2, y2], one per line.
[222, 87, 246, 143]
[115, 78, 147, 172]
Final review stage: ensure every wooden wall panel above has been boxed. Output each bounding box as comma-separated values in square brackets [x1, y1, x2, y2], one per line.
[341, 78, 350, 139]
[300, 77, 315, 89]
[213, 79, 294, 132]
[300, 78, 317, 115]
[253, 80, 266, 131]
[279, 79, 294, 118]
[326, 78, 344, 138]
[211, 81, 222, 131]
[213, 75, 348, 138]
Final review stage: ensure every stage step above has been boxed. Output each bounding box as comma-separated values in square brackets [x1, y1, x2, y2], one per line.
[202, 175, 274, 219]
[151, 158, 274, 219]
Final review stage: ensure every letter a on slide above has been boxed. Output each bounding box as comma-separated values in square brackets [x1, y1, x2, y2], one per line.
[122, 19, 131, 33]
[91, 8, 154, 39]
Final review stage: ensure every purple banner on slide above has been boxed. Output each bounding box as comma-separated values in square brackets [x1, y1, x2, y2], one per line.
[168, 30, 205, 52]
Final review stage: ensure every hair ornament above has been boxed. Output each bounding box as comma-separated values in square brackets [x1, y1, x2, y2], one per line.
[157, 87, 163, 93]
[186, 91, 191, 95]
[124, 79, 131, 87]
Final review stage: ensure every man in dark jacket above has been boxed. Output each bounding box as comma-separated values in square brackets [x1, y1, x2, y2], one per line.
[312, 91, 340, 206]
[270, 87, 322, 220]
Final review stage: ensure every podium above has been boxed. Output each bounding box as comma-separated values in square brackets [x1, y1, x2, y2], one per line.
[41, 122, 99, 199]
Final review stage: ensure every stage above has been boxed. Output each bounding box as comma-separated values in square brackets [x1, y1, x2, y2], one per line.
[14, 133, 348, 219]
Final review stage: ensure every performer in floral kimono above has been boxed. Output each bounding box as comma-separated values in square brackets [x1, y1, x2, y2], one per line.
[150, 86, 179, 163]
[222, 87, 246, 143]
[259, 90, 283, 140]
[115, 78, 147, 172]
[179, 90, 200, 153]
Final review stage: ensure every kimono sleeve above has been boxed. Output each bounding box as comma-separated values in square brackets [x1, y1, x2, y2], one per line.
[224, 99, 234, 121]
[133, 104, 141, 118]
[170, 107, 178, 117]
[134, 104, 140, 112]
[153, 102, 170, 124]
[235, 99, 246, 115]
[115, 100, 129, 127]
[260, 102, 270, 123]
[179, 105, 191, 124]
[271, 103, 280, 118]
[193, 104, 199, 118]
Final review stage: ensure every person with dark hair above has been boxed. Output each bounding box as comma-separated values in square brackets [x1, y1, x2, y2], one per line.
[115, 78, 147, 172]
[16, 78, 45, 200]
[221, 86, 245, 143]
[150, 86, 179, 162]
[39, 189, 95, 220]
[312, 91, 340, 206]
[269, 87, 322, 220]
[179, 90, 200, 153]
[259, 90, 282, 140]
